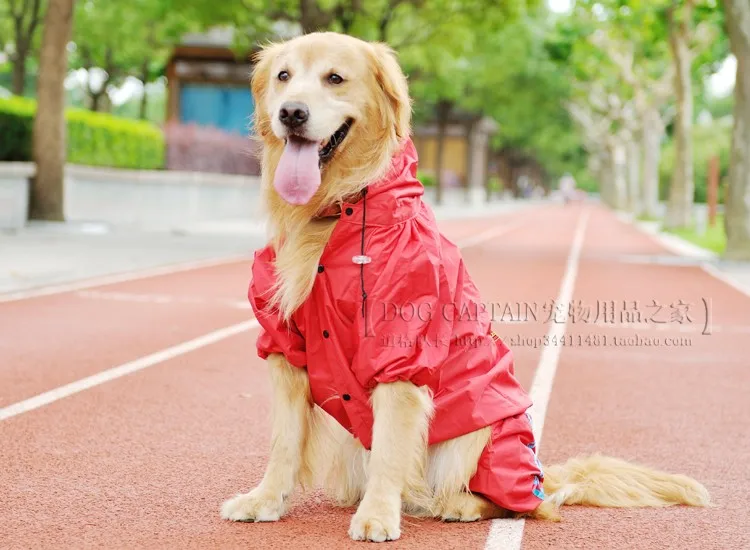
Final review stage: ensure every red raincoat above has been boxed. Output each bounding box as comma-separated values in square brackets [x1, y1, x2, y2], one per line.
[249, 139, 544, 512]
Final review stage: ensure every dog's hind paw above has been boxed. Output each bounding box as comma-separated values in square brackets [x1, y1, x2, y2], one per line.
[220, 488, 285, 522]
[349, 498, 401, 542]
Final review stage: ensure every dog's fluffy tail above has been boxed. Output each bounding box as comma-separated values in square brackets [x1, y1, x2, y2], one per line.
[535, 454, 710, 520]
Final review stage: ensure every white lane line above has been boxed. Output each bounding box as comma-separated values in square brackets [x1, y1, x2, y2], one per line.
[0, 211, 526, 421]
[484, 209, 590, 550]
[0, 319, 259, 421]
[0, 254, 251, 303]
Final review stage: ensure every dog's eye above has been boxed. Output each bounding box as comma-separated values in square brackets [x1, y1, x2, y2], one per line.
[327, 73, 344, 85]
[278, 71, 290, 82]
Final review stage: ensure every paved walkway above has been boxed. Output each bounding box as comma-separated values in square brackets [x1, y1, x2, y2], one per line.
[0, 199, 538, 296]
[1, 203, 748, 549]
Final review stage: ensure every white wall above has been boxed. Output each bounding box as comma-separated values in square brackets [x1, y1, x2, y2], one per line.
[63, 165, 262, 230]
[0, 162, 263, 231]
[0, 163, 32, 230]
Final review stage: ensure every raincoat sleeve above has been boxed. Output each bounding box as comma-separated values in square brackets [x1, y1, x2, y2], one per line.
[351, 233, 451, 389]
[248, 246, 307, 368]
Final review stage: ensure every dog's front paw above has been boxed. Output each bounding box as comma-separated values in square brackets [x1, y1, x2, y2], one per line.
[220, 487, 286, 522]
[348, 496, 401, 542]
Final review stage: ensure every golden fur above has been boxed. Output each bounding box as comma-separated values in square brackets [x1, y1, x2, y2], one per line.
[221, 32, 710, 542]
[249, 32, 410, 320]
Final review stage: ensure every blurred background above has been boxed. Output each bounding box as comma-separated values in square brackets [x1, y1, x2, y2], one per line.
[0, 0, 747, 260]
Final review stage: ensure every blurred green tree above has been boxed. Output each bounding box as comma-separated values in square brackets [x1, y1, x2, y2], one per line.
[549, 0, 727, 223]
[722, 0, 750, 259]
[70, 0, 202, 114]
[193, 0, 547, 202]
[2, 0, 45, 95]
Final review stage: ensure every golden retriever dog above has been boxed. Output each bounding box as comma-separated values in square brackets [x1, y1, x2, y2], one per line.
[220, 32, 710, 542]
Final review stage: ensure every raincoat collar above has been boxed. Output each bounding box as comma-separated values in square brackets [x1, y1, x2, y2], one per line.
[317, 139, 423, 226]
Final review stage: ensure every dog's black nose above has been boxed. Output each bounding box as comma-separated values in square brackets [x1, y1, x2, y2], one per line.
[279, 102, 309, 128]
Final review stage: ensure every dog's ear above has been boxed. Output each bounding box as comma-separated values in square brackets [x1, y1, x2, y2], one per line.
[250, 42, 283, 139]
[368, 42, 412, 141]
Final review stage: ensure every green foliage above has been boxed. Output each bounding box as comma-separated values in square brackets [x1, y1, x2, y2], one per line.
[659, 122, 731, 203]
[0, 96, 165, 169]
[0, 96, 35, 161]
[572, 170, 599, 194]
[698, 91, 734, 120]
[464, 18, 588, 179]
[1, 0, 46, 95]
[66, 108, 165, 169]
[550, 0, 730, 207]
[111, 83, 168, 124]
[487, 175, 503, 192]
[196, 0, 585, 182]
[70, 0, 204, 105]
[417, 171, 435, 187]
[0, 64, 39, 98]
[666, 214, 726, 254]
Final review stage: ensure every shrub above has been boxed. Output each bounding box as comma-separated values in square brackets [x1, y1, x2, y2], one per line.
[417, 171, 435, 187]
[573, 170, 599, 193]
[164, 123, 260, 176]
[0, 97, 165, 170]
[66, 109, 165, 169]
[487, 175, 503, 192]
[659, 122, 731, 204]
[0, 96, 34, 162]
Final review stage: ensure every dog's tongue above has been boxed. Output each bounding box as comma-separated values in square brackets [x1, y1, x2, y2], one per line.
[273, 138, 321, 205]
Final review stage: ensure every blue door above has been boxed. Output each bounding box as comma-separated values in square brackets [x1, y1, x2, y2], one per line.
[179, 84, 254, 135]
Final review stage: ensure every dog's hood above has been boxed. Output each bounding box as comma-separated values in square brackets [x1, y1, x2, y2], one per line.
[335, 138, 424, 227]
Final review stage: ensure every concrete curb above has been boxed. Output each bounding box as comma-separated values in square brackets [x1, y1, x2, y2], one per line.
[613, 211, 717, 260]
[613, 210, 750, 298]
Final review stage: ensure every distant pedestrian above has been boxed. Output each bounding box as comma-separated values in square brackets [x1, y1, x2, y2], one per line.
[559, 173, 576, 205]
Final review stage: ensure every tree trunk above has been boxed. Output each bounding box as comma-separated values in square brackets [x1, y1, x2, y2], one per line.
[606, 138, 628, 210]
[139, 61, 150, 120]
[641, 107, 664, 218]
[626, 135, 641, 214]
[378, 16, 390, 41]
[485, 150, 493, 202]
[665, 6, 695, 229]
[601, 153, 614, 207]
[434, 101, 451, 206]
[30, 0, 76, 221]
[300, 0, 330, 33]
[90, 90, 104, 112]
[9, 0, 43, 96]
[139, 88, 149, 120]
[11, 50, 29, 95]
[598, 140, 626, 210]
[723, 0, 750, 259]
[586, 148, 607, 201]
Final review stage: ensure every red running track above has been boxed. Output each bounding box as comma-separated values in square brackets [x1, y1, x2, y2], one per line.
[1, 204, 748, 549]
